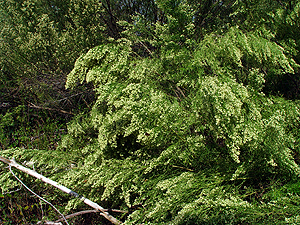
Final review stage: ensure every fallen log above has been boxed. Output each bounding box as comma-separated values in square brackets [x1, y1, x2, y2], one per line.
[0, 155, 122, 225]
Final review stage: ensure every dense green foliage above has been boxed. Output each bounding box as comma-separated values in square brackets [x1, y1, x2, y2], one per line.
[1, 0, 300, 224]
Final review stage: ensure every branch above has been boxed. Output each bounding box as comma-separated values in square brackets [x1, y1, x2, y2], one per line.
[28, 102, 73, 115]
[171, 165, 194, 172]
[9, 165, 69, 225]
[55, 209, 128, 223]
[42, 92, 91, 104]
[175, 85, 186, 98]
[0, 155, 122, 225]
[56, 210, 97, 222]
[138, 40, 153, 57]
[37, 221, 62, 225]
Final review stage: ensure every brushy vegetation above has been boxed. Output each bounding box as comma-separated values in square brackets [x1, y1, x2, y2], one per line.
[1, 0, 300, 224]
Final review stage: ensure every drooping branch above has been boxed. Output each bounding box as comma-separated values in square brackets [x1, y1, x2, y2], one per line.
[0, 155, 122, 225]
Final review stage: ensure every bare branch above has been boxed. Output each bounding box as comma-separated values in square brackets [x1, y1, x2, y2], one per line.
[0, 155, 122, 225]
[138, 40, 153, 57]
[55, 209, 127, 223]
[28, 102, 73, 115]
[9, 165, 69, 225]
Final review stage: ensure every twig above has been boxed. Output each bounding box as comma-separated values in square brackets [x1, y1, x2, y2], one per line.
[103, 209, 128, 213]
[2, 185, 22, 194]
[55, 209, 128, 223]
[0, 155, 122, 225]
[138, 40, 153, 57]
[28, 102, 73, 115]
[171, 165, 194, 172]
[55, 210, 97, 222]
[43, 92, 89, 104]
[37, 221, 62, 225]
[175, 85, 186, 98]
[8, 165, 69, 225]
[39, 200, 45, 222]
